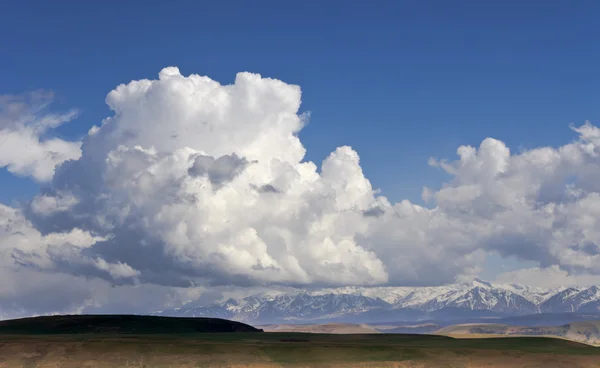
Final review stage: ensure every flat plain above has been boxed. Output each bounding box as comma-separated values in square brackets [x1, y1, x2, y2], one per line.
[1, 332, 600, 368]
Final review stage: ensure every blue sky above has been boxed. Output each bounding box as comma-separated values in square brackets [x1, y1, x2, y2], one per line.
[1, 0, 600, 297]
[3, 0, 599, 204]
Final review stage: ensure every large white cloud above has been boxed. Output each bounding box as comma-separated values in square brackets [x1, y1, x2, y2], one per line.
[20, 68, 389, 288]
[3, 67, 600, 314]
[495, 266, 600, 289]
[427, 124, 600, 273]
[0, 203, 206, 319]
[0, 91, 82, 181]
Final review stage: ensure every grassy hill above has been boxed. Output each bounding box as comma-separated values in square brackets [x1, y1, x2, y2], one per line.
[0, 314, 262, 334]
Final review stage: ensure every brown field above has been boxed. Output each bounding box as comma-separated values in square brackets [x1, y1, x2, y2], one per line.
[260, 323, 380, 334]
[1, 333, 600, 368]
[259, 323, 442, 335]
[263, 320, 600, 347]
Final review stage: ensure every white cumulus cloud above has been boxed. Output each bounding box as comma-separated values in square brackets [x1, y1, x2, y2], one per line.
[0, 91, 82, 181]
[0, 203, 174, 319]
[1, 67, 600, 318]
[495, 266, 600, 289]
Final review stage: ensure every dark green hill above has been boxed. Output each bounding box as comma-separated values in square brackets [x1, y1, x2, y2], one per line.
[0, 314, 263, 334]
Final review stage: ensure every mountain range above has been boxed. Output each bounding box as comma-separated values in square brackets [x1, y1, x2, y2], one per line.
[156, 279, 600, 324]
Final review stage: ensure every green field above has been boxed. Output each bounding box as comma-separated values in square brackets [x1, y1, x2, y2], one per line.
[1, 332, 599, 368]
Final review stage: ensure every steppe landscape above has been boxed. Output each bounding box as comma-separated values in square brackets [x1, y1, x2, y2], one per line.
[0, 316, 599, 368]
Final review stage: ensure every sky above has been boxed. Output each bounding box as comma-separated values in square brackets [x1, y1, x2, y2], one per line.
[1, 0, 600, 317]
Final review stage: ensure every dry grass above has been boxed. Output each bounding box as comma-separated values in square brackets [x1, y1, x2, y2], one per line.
[0, 333, 599, 367]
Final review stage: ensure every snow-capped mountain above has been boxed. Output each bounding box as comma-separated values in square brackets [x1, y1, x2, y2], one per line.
[156, 279, 600, 324]
[540, 286, 600, 313]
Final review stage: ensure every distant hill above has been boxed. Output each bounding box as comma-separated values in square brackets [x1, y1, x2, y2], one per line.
[435, 320, 600, 345]
[258, 319, 600, 344]
[260, 322, 444, 334]
[260, 323, 380, 334]
[0, 315, 263, 334]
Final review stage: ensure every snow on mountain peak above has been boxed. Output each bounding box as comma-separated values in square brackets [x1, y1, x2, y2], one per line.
[472, 278, 493, 288]
[155, 280, 600, 324]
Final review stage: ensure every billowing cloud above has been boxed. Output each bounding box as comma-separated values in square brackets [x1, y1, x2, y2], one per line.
[2, 67, 600, 318]
[0, 91, 82, 181]
[0, 204, 136, 284]
[0, 203, 211, 319]
[495, 266, 600, 289]
[427, 124, 600, 273]
[21, 68, 390, 288]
